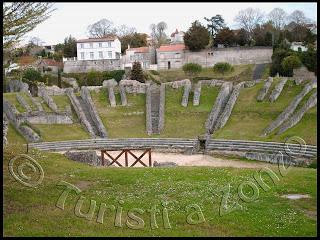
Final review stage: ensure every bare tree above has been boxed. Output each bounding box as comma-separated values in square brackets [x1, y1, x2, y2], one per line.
[29, 36, 44, 46]
[87, 18, 117, 38]
[268, 8, 287, 30]
[149, 21, 168, 47]
[234, 8, 265, 38]
[116, 24, 136, 38]
[3, 2, 55, 49]
[288, 10, 309, 25]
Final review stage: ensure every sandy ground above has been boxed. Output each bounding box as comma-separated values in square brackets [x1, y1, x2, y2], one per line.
[95, 150, 272, 169]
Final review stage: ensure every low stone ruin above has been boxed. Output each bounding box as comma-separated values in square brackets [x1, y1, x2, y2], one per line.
[64, 151, 106, 166]
[16, 93, 32, 112]
[257, 77, 273, 101]
[7, 79, 29, 93]
[269, 78, 288, 102]
[3, 114, 8, 147]
[293, 66, 316, 85]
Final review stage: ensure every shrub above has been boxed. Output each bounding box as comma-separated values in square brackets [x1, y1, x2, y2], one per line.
[22, 68, 42, 82]
[130, 61, 145, 83]
[281, 55, 302, 76]
[149, 70, 160, 75]
[103, 70, 125, 82]
[213, 62, 234, 74]
[182, 63, 202, 77]
[87, 70, 104, 86]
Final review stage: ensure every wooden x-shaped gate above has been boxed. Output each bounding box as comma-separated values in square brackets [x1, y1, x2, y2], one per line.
[100, 149, 152, 167]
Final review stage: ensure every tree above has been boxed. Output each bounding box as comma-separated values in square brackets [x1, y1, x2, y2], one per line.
[130, 61, 145, 83]
[120, 33, 147, 53]
[204, 15, 226, 37]
[116, 24, 136, 38]
[149, 21, 169, 47]
[268, 8, 287, 30]
[213, 62, 234, 74]
[288, 10, 308, 25]
[234, 8, 264, 39]
[87, 18, 117, 38]
[3, 2, 55, 49]
[29, 36, 44, 46]
[281, 55, 302, 76]
[235, 28, 249, 46]
[54, 43, 65, 53]
[214, 28, 236, 47]
[63, 35, 77, 58]
[184, 21, 210, 51]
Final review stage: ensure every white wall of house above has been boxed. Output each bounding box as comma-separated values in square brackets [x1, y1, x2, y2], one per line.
[290, 43, 308, 52]
[76, 38, 121, 61]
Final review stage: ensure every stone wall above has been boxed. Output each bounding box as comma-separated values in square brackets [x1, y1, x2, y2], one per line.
[7, 79, 29, 93]
[263, 81, 317, 135]
[199, 79, 225, 87]
[63, 59, 121, 73]
[119, 80, 148, 94]
[64, 151, 102, 166]
[38, 86, 58, 111]
[257, 77, 273, 101]
[119, 84, 127, 106]
[269, 78, 288, 102]
[26, 92, 43, 111]
[38, 84, 67, 96]
[3, 114, 8, 147]
[81, 87, 108, 138]
[278, 92, 317, 134]
[181, 81, 191, 107]
[214, 82, 243, 131]
[192, 82, 201, 106]
[145, 84, 152, 135]
[18, 111, 73, 124]
[158, 83, 166, 132]
[61, 77, 79, 90]
[293, 66, 316, 85]
[103, 79, 117, 107]
[205, 82, 233, 134]
[16, 93, 32, 112]
[66, 89, 96, 138]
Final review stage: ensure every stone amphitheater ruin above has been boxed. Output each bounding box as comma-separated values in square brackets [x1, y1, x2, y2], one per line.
[3, 75, 317, 167]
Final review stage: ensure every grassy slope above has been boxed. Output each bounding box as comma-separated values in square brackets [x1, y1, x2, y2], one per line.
[214, 80, 317, 145]
[160, 86, 219, 138]
[6, 123, 27, 145]
[155, 65, 254, 83]
[3, 93, 26, 113]
[3, 145, 317, 237]
[51, 95, 71, 111]
[91, 88, 149, 138]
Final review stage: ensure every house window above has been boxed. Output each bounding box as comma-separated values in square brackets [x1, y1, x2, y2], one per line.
[99, 51, 103, 58]
[80, 43, 84, 48]
[175, 53, 181, 58]
[90, 52, 94, 59]
[90, 43, 93, 48]
[160, 53, 164, 59]
[108, 41, 111, 47]
[99, 42, 102, 48]
[80, 52, 85, 60]
[108, 51, 112, 58]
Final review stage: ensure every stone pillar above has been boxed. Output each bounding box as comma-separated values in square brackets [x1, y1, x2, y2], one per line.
[193, 82, 201, 106]
[181, 82, 191, 107]
[119, 84, 127, 106]
[108, 87, 116, 107]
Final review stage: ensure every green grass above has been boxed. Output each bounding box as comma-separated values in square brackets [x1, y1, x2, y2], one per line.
[160, 86, 219, 138]
[156, 65, 254, 83]
[33, 97, 53, 112]
[51, 95, 71, 111]
[91, 88, 149, 138]
[20, 92, 37, 111]
[6, 123, 27, 145]
[33, 124, 90, 142]
[3, 145, 317, 237]
[214, 80, 317, 145]
[3, 93, 26, 113]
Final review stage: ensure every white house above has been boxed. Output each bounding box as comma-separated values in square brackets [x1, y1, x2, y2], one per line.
[290, 42, 308, 52]
[170, 29, 185, 44]
[76, 36, 121, 61]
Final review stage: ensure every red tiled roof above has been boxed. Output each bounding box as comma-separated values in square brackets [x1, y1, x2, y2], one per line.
[127, 46, 149, 53]
[157, 44, 186, 52]
[77, 36, 117, 43]
[41, 59, 62, 67]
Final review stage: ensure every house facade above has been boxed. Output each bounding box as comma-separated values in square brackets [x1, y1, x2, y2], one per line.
[156, 44, 186, 70]
[290, 42, 308, 52]
[122, 46, 156, 69]
[170, 29, 185, 44]
[76, 36, 121, 61]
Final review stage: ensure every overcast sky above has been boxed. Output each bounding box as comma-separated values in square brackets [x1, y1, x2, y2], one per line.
[22, 2, 317, 46]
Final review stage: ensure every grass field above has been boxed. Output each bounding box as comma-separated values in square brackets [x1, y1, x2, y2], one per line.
[214, 80, 317, 145]
[154, 64, 255, 83]
[160, 86, 219, 138]
[91, 89, 149, 138]
[3, 145, 317, 237]
[52, 95, 71, 112]
[4, 93, 26, 113]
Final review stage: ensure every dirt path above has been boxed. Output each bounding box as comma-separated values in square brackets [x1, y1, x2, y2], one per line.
[96, 150, 272, 168]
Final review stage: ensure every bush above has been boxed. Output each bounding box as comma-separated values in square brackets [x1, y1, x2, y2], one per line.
[182, 63, 202, 77]
[213, 62, 234, 74]
[87, 70, 104, 86]
[130, 61, 145, 83]
[281, 55, 302, 76]
[103, 70, 125, 82]
[22, 68, 42, 82]
[149, 70, 160, 75]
